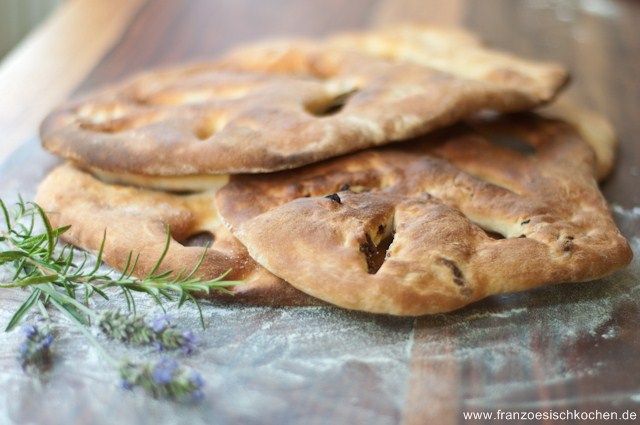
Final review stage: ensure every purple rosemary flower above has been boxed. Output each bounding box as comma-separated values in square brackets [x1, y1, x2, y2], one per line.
[179, 331, 197, 355]
[190, 388, 205, 401]
[119, 358, 205, 402]
[188, 372, 205, 401]
[17, 322, 54, 373]
[120, 378, 134, 391]
[21, 325, 37, 338]
[98, 310, 153, 345]
[151, 358, 178, 384]
[98, 310, 197, 354]
[149, 315, 172, 333]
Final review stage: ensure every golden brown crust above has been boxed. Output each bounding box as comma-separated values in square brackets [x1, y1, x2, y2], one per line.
[328, 24, 568, 104]
[35, 164, 322, 306]
[40, 25, 568, 177]
[215, 115, 632, 316]
[539, 98, 617, 180]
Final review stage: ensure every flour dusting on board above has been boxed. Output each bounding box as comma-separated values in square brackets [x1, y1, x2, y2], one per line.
[192, 306, 414, 424]
[0, 201, 637, 424]
[407, 205, 640, 411]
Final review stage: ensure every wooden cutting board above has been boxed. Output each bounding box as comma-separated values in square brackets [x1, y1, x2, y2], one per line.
[0, 1, 638, 424]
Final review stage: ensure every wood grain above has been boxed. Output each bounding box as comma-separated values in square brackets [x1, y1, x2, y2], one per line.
[0, 0, 146, 164]
[76, 0, 379, 93]
[462, 0, 640, 208]
[400, 2, 640, 422]
[371, 0, 464, 26]
[0, 1, 638, 425]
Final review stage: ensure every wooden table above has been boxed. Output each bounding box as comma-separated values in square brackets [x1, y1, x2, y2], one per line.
[0, 1, 638, 424]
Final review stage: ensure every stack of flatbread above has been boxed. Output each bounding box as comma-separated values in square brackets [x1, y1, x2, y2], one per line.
[36, 25, 632, 315]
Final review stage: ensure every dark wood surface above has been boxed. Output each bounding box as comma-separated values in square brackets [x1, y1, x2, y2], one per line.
[0, 1, 639, 424]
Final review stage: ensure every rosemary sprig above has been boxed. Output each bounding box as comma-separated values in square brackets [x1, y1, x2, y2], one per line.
[120, 357, 205, 402]
[17, 320, 54, 373]
[0, 197, 243, 331]
[98, 310, 197, 354]
[0, 197, 241, 402]
[17, 313, 206, 401]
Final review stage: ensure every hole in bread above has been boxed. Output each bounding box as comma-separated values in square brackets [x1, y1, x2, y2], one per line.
[359, 218, 396, 274]
[485, 133, 535, 156]
[194, 116, 227, 140]
[375, 230, 395, 270]
[483, 229, 505, 240]
[180, 231, 215, 247]
[76, 103, 131, 132]
[78, 110, 161, 133]
[133, 81, 254, 106]
[462, 213, 515, 240]
[360, 231, 396, 274]
[327, 183, 377, 195]
[305, 89, 358, 117]
[470, 218, 521, 239]
[309, 182, 376, 201]
[77, 103, 127, 123]
[349, 185, 375, 193]
[194, 121, 217, 140]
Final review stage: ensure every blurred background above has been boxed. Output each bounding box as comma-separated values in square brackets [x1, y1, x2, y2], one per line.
[0, 0, 64, 59]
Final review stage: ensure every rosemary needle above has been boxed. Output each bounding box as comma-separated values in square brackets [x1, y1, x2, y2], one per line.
[0, 197, 234, 402]
[0, 197, 243, 331]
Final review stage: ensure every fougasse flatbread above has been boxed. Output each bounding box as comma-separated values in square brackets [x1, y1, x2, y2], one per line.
[35, 164, 321, 306]
[328, 24, 566, 103]
[40, 25, 567, 186]
[215, 114, 632, 316]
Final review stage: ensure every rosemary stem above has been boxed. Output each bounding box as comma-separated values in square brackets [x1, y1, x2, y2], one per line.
[38, 284, 98, 321]
[1, 197, 242, 333]
[49, 297, 119, 368]
[37, 300, 49, 321]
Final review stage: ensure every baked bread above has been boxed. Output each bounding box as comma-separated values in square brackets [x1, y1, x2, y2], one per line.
[539, 98, 617, 180]
[40, 25, 567, 183]
[215, 114, 632, 315]
[328, 24, 566, 103]
[35, 164, 321, 306]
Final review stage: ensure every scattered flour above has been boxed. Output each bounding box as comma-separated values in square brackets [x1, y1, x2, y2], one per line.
[404, 205, 640, 411]
[0, 141, 638, 423]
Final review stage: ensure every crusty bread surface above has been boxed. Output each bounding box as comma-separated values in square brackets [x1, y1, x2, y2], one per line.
[41, 25, 567, 177]
[215, 114, 632, 315]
